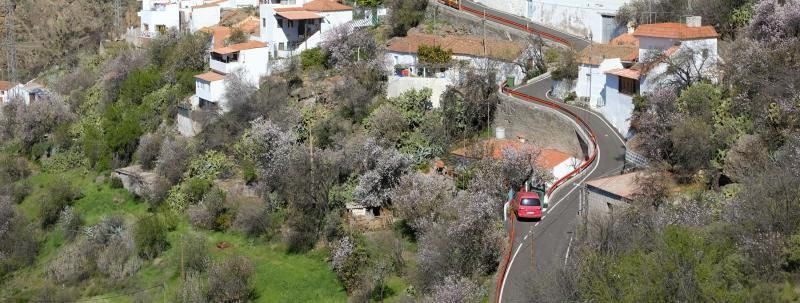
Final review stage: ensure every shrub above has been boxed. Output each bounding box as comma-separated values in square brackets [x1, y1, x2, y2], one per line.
[0, 198, 39, 276]
[134, 215, 169, 259]
[387, 0, 428, 37]
[188, 187, 229, 231]
[45, 238, 95, 284]
[97, 228, 142, 281]
[39, 180, 83, 228]
[331, 236, 370, 292]
[300, 47, 328, 71]
[181, 233, 210, 273]
[157, 137, 194, 185]
[59, 206, 84, 242]
[143, 176, 170, 209]
[135, 133, 164, 170]
[207, 255, 254, 303]
[177, 271, 207, 303]
[234, 199, 272, 237]
[109, 175, 123, 189]
[185, 150, 235, 181]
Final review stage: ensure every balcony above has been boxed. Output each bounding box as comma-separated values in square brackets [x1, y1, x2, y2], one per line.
[209, 52, 243, 74]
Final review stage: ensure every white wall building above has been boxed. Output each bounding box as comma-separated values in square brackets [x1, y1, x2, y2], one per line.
[573, 18, 719, 137]
[384, 32, 525, 106]
[139, 0, 261, 36]
[475, 0, 631, 43]
[191, 40, 270, 112]
[257, 0, 354, 58]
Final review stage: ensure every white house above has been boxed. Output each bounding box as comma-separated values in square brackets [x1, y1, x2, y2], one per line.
[384, 32, 525, 107]
[191, 40, 270, 112]
[257, 0, 354, 58]
[0, 81, 17, 104]
[537, 148, 581, 183]
[138, 0, 184, 36]
[474, 0, 631, 43]
[575, 17, 719, 136]
[138, 0, 261, 36]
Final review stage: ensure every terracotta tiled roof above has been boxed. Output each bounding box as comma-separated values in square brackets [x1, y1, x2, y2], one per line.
[610, 33, 638, 47]
[277, 10, 323, 20]
[195, 71, 226, 82]
[605, 68, 641, 80]
[386, 33, 524, 62]
[450, 139, 575, 169]
[585, 172, 644, 200]
[578, 44, 638, 65]
[235, 16, 260, 34]
[0, 81, 16, 91]
[201, 25, 232, 49]
[537, 149, 574, 169]
[303, 0, 352, 12]
[274, 7, 305, 12]
[212, 40, 268, 54]
[633, 22, 719, 40]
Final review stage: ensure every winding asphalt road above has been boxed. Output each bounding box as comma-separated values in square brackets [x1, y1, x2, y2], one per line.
[434, 1, 627, 301]
[500, 79, 626, 302]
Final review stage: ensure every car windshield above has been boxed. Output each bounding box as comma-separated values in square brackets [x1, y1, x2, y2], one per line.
[521, 198, 541, 206]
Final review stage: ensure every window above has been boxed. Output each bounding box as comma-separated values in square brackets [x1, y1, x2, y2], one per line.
[277, 19, 283, 28]
[289, 20, 295, 27]
[279, 42, 285, 51]
[262, 18, 266, 27]
[521, 198, 541, 207]
[619, 77, 639, 95]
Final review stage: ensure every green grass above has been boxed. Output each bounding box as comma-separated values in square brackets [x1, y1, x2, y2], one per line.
[3, 169, 348, 303]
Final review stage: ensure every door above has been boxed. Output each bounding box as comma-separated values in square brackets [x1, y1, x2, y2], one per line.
[526, 0, 534, 19]
[601, 15, 618, 43]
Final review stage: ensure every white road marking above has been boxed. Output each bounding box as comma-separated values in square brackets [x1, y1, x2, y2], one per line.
[499, 86, 605, 302]
[543, 88, 626, 145]
[564, 234, 574, 267]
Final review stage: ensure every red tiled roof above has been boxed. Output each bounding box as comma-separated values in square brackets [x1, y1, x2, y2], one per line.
[605, 68, 641, 80]
[303, 0, 352, 12]
[201, 25, 232, 49]
[386, 33, 523, 62]
[212, 40, 268, 54]
[578, 44, 638, 65]
[633, 23, 719, 40]
[450, 139, 575, 169]
[537, 149, 574, 169]
[274, 7, 305, 12]
[610, 33, 639, 47]
[195, 71, 225, 82]
[0, 81, 16, 91]
[276, 10, 323, 20]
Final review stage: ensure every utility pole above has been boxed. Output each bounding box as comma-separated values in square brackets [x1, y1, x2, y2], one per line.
[3, 0, 17, 82]
[114, 0, 122, 38]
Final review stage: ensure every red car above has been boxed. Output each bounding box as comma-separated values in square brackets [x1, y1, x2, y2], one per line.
[513, 191, 543, 220]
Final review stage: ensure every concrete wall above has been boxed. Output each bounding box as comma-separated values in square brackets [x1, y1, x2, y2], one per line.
[576, 58, 622, 100]
[552, 157, 581, 180]
[598, 74, 633, 136]
[387, 76, 450, 108]
[139, 4, 181, 34]
[190, 6, 221, 32]
[475, 0, 629, 42]
[495, 97, 583, 157]
[195, 78, 225, 103]
[584, 185, 628, 225]
[239, 47, 271, 84]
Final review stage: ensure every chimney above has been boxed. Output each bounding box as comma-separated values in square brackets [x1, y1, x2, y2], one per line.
[627, 21, 635, 34]
[686, 16, 702, 28]
[517, 135, 526, 144]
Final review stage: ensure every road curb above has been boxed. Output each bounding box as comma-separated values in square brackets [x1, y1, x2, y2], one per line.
[494, 84, 599, 303]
